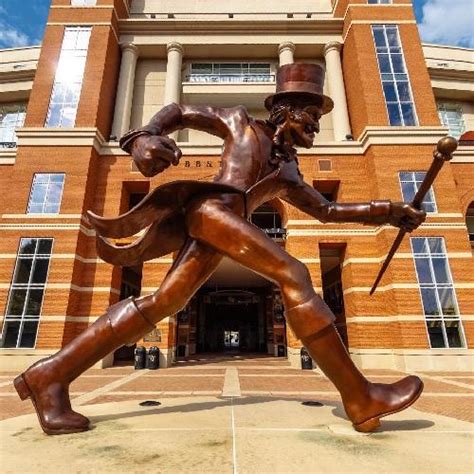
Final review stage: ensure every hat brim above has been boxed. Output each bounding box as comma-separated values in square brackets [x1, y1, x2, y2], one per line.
[264, 91, 334, 115]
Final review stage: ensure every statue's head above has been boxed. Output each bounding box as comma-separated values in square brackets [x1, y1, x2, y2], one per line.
[265, 63, 333, 149]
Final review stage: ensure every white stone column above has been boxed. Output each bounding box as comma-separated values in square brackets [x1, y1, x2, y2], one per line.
[164, 42, 184, 141]
[278, 42, 296, 66]
[164, 42, 184, 105]
[111, 43, 139, 139]
[324, 41, 352, 141]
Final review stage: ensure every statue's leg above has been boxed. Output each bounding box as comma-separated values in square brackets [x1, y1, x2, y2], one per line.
[14, 238, 222, 435]
[186, 195, 424, 432]
[134, 238, 223, 324]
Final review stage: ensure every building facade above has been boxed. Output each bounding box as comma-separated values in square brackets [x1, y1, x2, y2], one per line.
[0, 0, 473, 371]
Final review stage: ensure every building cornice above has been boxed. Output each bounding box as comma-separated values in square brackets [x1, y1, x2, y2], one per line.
[0, 149, 16, 165]
[5, 127, 472, 164]
[118, 18, 343, 35]
[16, 128, 106, 154]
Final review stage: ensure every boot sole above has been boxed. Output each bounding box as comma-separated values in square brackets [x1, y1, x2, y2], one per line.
[353, 380, 424, 433]
[14, 374, 90, 436]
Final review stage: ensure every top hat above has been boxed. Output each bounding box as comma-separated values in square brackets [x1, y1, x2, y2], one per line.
[264, 63, 334, 115]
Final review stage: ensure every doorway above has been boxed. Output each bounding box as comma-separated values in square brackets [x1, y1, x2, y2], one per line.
[319, 244, 348, 347]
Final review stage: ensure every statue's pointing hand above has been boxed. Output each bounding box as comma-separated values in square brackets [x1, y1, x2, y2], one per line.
[131, 135, 182, 177]
[388, 202, 426, 233]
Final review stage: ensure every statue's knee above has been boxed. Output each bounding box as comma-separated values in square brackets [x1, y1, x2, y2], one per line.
[283, 260, 311, 289]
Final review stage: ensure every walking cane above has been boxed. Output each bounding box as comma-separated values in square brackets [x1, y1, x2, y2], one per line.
[369, 136, 458, 295]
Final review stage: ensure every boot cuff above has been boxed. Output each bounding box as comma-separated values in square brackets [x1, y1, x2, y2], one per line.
[285, 295, 335, 340]
[107, 297, 155, 343]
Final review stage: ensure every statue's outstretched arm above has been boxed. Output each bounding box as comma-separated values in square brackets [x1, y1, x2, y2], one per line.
[119, 103, 231, 177]
[282, 180, 425, 231]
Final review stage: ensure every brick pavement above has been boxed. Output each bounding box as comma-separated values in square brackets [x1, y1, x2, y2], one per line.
[0, 354, 472, 424]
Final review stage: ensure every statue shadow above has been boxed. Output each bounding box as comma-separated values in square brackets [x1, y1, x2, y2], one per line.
[330, 404, 435, 432]
[88, 396, 434, 433]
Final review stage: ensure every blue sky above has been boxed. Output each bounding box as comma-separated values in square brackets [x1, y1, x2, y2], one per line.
[0, 0, 472, 49]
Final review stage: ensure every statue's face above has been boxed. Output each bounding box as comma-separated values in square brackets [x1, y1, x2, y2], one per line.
[270, 101, 322, 149]
[286, 105, 321, 148]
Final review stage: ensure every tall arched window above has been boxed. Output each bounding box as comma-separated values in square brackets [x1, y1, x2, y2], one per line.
[251, 203, 286, 240]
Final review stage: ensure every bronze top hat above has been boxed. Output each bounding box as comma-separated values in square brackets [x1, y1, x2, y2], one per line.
[264, 63, 334, 115]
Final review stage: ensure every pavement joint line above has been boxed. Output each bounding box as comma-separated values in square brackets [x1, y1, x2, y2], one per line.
[415, 373, 474, 391]
[443, 376, 474, 379]
[231, 397, 238, 474]
[140, 374, 225, 378]
[240, 391, 474, 397]
[238, 374, 322, 378]
[222, 368, 242, 397]
[73, 370, 149, 406]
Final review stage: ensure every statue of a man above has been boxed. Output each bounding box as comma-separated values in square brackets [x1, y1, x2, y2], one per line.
[14, 64, 425, 435]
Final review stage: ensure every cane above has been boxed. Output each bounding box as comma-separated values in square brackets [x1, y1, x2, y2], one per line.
[369, 136, 458, 295]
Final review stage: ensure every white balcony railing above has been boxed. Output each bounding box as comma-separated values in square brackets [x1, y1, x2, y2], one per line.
[185, 73, 276, 83]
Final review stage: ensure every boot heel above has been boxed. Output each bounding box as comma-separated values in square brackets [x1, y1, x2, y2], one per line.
[354, 417, 381, 433]
[14, 375, 31, 401]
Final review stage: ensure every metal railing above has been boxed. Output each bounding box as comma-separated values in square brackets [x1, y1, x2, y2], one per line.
[185, 73, 275, 83]
[262, 228, 287, 240]
[0, 141, 17, 149]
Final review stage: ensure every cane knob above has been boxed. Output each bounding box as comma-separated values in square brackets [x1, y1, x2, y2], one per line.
[436, 136, 458, 161]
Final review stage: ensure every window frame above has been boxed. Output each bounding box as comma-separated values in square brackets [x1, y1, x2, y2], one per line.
[371, 24, 418, 127]
[398, 171, 438, 214]
[1, 238, 54, 349]
[71, 0, 97, 6]
[0, 103, 27, 149]
[437, 102, 466, 138]
[26, 173, 66, 215]
[45, 26, 92, 128]
[411, 237, 466, 349]
[187, 62, 275, 84]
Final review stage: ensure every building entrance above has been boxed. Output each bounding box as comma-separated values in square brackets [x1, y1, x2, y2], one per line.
[197, 290, 266, 353]
[175, 257, 288, 359]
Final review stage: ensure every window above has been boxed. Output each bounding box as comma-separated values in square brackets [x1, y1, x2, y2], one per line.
[438, 103, 466, 138]
[467, 203, 474, 245]
[399, 172, 437, 213]
[27, 173, 65, 214]
[187, 63, 274, 83]
[368, 0, 392, 3]
[1, 238, 53, 349]
[411, 237, 465, 349]
[45, 27, 91, 127]
[71, 0, 96, 5]
[0, 103, 26, 148]
[251, 203, 286, 240]
[372, 25, 417, 126]
[313, 180, 340, 202]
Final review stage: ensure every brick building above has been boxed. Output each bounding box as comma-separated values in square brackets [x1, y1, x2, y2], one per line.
[0, 0, 472, 371]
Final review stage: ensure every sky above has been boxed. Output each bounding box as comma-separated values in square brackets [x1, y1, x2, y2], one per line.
[0, 0, 472, 49]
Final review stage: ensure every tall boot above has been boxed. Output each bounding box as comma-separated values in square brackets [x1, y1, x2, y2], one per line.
[286, 296, 424, 432]
[13, 297, 155, 435]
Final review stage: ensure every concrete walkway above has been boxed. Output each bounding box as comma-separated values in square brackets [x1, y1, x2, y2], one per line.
[1, 396, 473, 473]
[1, 355, 473, 472]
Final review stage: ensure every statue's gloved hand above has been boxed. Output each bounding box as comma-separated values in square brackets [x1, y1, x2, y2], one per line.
[131, 135, 182, 177]
[388, 202, 426, 232]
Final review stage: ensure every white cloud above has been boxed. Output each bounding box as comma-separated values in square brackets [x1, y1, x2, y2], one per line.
[0, 20, 30, 48]
[419, 0, 474, 48]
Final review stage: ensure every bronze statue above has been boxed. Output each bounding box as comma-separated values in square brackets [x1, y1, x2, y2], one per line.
[14, 63, 428, 435]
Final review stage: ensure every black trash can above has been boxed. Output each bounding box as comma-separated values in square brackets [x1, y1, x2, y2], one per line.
[300, 347, 313, 370]
[277, 344, 286, 357]
[134, 346, 146, 370]
[147, 346, 160, 370]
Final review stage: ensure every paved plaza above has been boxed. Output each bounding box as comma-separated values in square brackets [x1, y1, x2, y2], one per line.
[0, 355, 473, 473]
